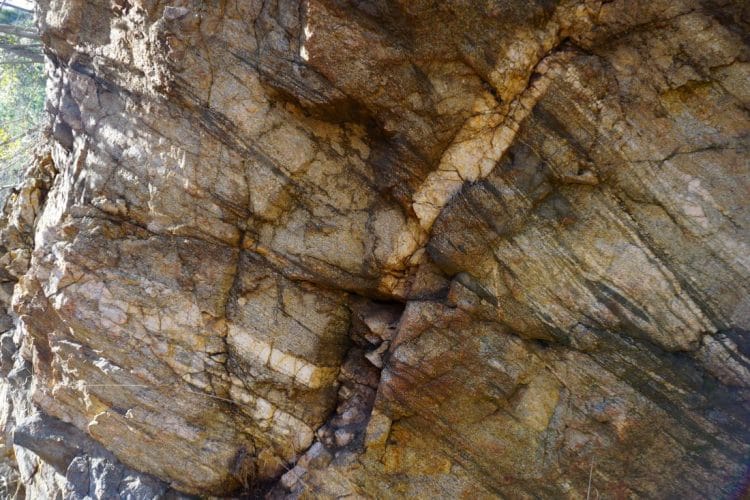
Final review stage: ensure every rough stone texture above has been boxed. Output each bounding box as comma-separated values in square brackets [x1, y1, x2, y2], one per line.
[0, 0, 749, 498]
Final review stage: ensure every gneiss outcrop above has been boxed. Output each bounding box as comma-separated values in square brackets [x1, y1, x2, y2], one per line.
[1, 0, 748, 498]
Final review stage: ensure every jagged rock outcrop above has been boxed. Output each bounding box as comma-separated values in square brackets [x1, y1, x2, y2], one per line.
[1, 0, 749, 498]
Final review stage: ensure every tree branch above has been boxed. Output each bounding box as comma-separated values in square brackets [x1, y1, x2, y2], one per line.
[0, 23, 38, 40]
[0, 128, 34, 148]
[0, 42, 43, 63]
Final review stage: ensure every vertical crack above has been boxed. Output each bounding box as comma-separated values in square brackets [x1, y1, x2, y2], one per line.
[266, 297, 404, 497]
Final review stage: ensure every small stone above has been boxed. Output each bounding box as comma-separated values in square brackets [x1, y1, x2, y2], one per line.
[334, 429, 354, 447]
[280, 464, 307, 489]
[365, 341, 390, 369]
[297, 442, 332, 470]
[163, 6, 190, 20]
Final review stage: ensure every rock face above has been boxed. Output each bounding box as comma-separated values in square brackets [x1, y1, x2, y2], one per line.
[0, 0, 749, 498]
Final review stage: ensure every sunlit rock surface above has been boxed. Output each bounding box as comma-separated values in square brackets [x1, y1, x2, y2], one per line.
[0, 0, 748, 498]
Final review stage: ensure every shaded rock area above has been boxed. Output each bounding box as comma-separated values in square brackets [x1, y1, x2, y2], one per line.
[0, 0, 749, 498]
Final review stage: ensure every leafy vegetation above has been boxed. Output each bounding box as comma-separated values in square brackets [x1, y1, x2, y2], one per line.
[0, 4, 45, 191]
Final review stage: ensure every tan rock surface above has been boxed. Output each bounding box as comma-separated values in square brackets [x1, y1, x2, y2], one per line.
[0, 0, 748, 498]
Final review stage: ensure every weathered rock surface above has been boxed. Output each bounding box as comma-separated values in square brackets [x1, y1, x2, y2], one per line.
[1, 0, 749, 498]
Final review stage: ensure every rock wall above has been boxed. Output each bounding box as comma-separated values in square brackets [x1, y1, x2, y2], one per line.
[1, 0, 749, 498]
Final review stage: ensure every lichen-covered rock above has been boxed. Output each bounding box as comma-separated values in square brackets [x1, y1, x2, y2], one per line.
[0, 0, 748, 498]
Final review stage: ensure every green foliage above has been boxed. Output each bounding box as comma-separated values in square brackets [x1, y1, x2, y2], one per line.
[0, 5, 44, 189]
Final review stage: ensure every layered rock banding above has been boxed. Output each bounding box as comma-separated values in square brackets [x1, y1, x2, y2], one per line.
[1, 0, 749, 498]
